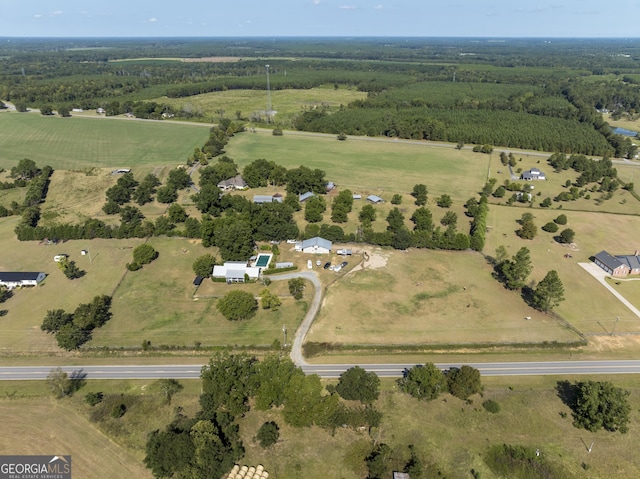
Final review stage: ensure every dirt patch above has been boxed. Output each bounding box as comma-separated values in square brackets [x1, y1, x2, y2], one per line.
[586, 335, 640, 352]
[362, 248, 388, 270]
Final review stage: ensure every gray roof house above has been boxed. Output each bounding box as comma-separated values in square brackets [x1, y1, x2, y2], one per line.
[595, 250, 640, 276]
[521, 168, 546, 181]
[212, 262, 261, 283]
[217, 174, 248, 190]
[0, 272, 46, 289]
[297, 237, 332, 254]
[367, 195, 384, 204]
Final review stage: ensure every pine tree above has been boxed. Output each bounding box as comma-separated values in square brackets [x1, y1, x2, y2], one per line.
[533, 270, 565, 312]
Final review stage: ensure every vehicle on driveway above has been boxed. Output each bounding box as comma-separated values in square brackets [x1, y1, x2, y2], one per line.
[323, 262, 331, 269]
[340, 261, 348, 268]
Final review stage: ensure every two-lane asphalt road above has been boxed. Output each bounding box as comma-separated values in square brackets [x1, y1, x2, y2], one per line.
[3, 360, 640, 381]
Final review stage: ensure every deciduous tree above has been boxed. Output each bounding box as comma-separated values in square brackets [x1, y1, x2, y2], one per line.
[216, 291, 258, 321]
[397, 363, 446, 401]
[446, 365, 482, 400]
[336, 366, 380, 404]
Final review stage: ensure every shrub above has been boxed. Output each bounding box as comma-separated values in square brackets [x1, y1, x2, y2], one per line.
[84, 392, 104, 406]
[256, 421, 280, 447]
[554, 214, 567, 225]
[111, 403, 127, 418]
[542, 222, 558, 233]
[482, 399, 500, 413]
[126, 261, 142, 271]
[132, 244, 158, 265]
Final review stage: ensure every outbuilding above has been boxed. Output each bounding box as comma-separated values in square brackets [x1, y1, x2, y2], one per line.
[367, 195, 384, 204]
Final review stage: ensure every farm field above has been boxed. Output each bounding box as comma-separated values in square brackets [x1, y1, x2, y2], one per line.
[153, 85, 367, 127]
[310, 248, 580, 346]
[225, 130, 490, 202]
[0, 112, 210, 170]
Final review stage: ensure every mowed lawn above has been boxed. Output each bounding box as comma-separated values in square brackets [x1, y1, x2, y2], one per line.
[310, 248, 580, 345]
[0, 112, 210, 170]
[484, 205, 640, 335]
[0, 400, 152, 479]
[225, 131, 489, 202]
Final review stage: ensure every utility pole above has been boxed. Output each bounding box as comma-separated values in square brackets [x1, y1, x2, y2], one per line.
[265, 64, 272, 122]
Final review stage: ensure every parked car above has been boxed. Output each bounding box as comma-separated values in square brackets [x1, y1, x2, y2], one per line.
[340, 261, 348, 268]
[323, 262, 331, 269]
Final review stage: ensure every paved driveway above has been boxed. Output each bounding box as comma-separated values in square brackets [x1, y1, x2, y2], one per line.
[579, 262, 640, 319]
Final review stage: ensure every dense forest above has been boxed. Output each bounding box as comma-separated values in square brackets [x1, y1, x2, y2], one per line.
[2, 37, 640, 155]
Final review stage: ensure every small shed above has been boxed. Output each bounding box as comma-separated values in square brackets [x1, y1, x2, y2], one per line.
[299, 191, 315, 202]
[367, 195, 384, 204]
[253, 195, 283, 204]
[353, 194, 362, 200]
[275, 262, 294, 269]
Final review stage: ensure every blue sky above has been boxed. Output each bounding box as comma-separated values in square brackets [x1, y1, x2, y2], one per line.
[1, 0, 638, 38]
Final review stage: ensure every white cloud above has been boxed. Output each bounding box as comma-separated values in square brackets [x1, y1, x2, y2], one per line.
[34, 14, 43, 18]
[49, 10, 63, 17]
[373, 4, 383, 9]
[145, 17, 158, 23]
[312, 0, 320, 4]
[339, 5, 357, 9]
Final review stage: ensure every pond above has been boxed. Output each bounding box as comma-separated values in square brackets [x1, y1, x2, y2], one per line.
[612, 126, 638, 137]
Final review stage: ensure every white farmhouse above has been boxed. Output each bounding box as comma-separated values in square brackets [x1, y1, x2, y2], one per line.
[296, 237, 332, 254]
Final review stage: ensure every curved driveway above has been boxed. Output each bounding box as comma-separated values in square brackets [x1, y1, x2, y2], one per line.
[270, 270, 322, 366]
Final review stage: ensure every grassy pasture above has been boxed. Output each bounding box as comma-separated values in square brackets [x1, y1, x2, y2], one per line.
[153, 85, 366, 126]
[484, 205, 640, 335]
[310, 248, 580, 346]
[0, 112, 210, 170]
[226, 131, 489, 202]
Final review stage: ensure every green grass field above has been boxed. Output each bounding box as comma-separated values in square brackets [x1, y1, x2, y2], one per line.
[226, 131, 490, 202]
[0, 112, 210, 170]
[153, 85, 367, 127]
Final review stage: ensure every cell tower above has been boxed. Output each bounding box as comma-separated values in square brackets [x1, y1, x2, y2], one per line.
[265, 64, 272, 122]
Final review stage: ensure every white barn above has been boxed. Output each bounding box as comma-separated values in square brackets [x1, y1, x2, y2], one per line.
[0, 272, 46, 289]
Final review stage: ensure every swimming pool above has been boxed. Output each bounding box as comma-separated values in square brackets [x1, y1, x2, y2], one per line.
[255, 253, 272, 268]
